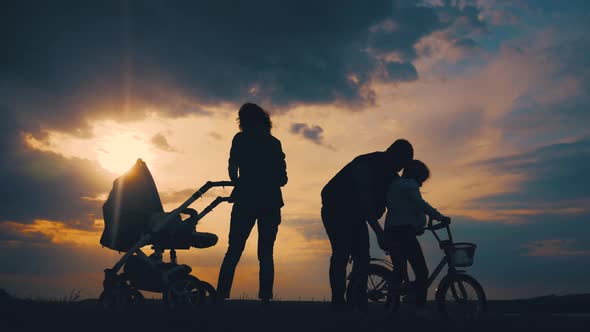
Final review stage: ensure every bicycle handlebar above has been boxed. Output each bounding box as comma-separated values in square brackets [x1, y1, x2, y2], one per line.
[424, 215, 451, 231]
[424, 215, 453, 244]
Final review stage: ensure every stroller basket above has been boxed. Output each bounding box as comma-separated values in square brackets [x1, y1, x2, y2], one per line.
[449, 242, 477, 267]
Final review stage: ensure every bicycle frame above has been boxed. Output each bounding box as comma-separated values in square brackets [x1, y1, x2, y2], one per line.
[384, 221, 464, 290]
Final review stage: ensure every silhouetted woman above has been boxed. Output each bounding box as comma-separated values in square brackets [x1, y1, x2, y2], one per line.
[217, 103, 288, 303]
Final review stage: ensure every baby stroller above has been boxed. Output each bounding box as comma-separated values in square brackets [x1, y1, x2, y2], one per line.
[99, 159, 233, 310]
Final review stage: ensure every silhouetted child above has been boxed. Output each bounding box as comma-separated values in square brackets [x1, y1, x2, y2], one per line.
[384, 159, 449, 318]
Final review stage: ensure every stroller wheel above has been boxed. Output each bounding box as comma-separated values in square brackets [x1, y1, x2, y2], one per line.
[164, 275, 206, 310]
[128, 288, 146, 305]
[99, 287, 144, 311]
[199, 280, 217, 305]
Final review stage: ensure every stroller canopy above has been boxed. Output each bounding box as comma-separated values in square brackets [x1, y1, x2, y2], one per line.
[101, 159, 164, 252]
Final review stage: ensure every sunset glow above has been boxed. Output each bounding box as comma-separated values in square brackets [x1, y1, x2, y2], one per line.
[2, 1, 589, 301]
[96, 132, 153, 174]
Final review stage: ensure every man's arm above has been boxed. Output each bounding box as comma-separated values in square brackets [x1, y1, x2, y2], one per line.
[349, 158, 387, 248]
[367, 218, 387, 250]
[350, 158, 380, 220]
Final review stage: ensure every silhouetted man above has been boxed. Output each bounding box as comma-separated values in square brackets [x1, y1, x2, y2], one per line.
[321, 139, 414, 310]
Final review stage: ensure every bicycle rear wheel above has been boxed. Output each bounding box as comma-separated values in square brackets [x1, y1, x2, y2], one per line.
[346, 264, 392, 307]
[435, 273, 487, 321]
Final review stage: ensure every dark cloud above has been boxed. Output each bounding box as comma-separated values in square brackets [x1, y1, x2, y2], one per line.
[440, 1, 488, 37]
[0, 0, 486, 139]
[499, 31, 590, 143]
[150, 133, 177, 152]
[384, 61, 418, 81]
[290, 123, 327, 146]
[0, 222, 53, 245]
[471, 137, 590, 211]
[439, 213, 590, 297]
[0, 108, 113, 229]
[453, 37, 479, 50]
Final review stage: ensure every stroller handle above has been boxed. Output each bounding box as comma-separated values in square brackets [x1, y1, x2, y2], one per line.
[110, 180, 234, 273]
[192, 181, 234, 200]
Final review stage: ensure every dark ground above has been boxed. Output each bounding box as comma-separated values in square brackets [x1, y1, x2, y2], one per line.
[1, 295, 590, 332]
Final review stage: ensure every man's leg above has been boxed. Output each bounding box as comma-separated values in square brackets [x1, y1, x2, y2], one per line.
[256, 207, 281, 300]
[217, 204, 256, 299]
[321, 206, 351, 306]
[350, 221, 369, 311]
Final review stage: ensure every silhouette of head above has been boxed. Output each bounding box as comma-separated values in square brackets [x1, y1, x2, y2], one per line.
[385, 139, 414, 172]
[402, 159, 430, 187]
[238, 103, 272, 133]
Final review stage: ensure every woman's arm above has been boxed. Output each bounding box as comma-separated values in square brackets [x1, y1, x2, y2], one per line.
[228, 134, 241, 182]
[277, 141, 288, 186]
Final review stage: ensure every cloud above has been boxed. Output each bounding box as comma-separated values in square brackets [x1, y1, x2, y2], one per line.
[0, 108, 113, 229]
[0, 220, 100, 248]
[209, 132, 223, 140]
[496, 32, 590, 143]
[159, 187, 232, 205]
[453, 37, 480, 51]
[471, 137, 590, 214]
[524, 239, 590, 257]
[444, 213, 590, 297]
[384, 61, 419, 81]
[0, 1, 488, 140]
[285, 218, 326, 241]
[290, 123, 327, 146]
[150, 133, 177, 152]
[0, 221, 53, 246]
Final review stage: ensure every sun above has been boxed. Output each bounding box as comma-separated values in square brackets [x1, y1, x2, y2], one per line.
[96, 132, 153, 175]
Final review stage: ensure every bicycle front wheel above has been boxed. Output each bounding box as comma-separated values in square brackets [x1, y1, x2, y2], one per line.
[435, 273, 487, 321]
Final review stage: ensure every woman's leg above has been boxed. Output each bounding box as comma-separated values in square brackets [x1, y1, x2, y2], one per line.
[256, 207, 281, 300]
[217, 204, 256, 299]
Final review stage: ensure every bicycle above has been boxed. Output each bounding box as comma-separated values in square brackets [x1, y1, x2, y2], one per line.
[346, 217, 487, 321]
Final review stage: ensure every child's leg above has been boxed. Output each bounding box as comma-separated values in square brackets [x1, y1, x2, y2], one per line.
[405, 236, 429, 308]
[385, 231, 406, 285]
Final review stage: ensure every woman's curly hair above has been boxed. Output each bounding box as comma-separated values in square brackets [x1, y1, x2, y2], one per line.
[237, 103, 272, 133]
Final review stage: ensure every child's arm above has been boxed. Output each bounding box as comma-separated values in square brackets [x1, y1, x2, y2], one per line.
[407, 181, 445, 221]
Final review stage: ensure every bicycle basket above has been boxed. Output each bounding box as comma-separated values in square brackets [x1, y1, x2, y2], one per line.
[449, 242, 477, 267]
